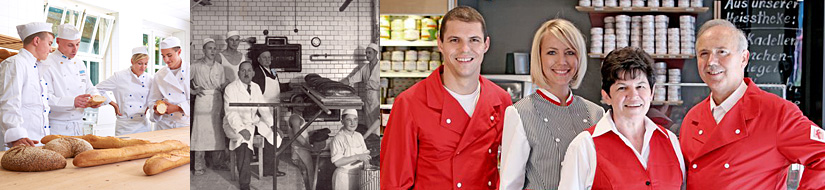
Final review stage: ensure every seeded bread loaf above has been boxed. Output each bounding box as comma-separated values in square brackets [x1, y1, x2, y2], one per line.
[1, 145, 67, 172]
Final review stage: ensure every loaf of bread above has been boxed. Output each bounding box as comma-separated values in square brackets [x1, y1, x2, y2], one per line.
[41, 134, 150, 149]
[143, 147, 190, 175]
[1, 145, 67, 172]
[73, 140, 187, 167]
[155, 100, 167, 114]
[0, 49, 11, 59]
[44, 137, 93, 158]
[88, 95, 106, 107]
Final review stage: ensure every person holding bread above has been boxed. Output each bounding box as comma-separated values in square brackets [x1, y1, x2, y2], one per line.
[148, 36, 190, 129]
[223, 61, 280, 190]
[94, 46, 154, 135]
[39, 23, 105, 136]
[0, 22, 55, 147]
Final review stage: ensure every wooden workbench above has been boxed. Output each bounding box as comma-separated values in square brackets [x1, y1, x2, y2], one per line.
[0, 127, 190, 190]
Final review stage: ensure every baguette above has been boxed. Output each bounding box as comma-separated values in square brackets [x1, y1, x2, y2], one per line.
[41, 134, 151, 149]
[155, 100, 167, 114]
[73, 140, 187, 167]
[143, 147, 190, 175]
[1, 145, 67, 172]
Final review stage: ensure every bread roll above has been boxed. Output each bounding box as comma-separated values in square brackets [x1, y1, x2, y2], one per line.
[143, 147, 190, 175]
[0, 49, 10, 59]
[73, 140, 187, 167]
[41, 134, 150, 149]
[1, 145, 67, 172]
[88, 95, 106, 107]
[155, 100, 167, 114]
[44, 137, 93, 158]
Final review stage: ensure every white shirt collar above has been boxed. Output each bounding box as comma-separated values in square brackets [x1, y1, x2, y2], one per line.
[592, 110, 666, 138]
[17, 48, 37, 64]
[537, 88, 573, 104]
[709, 81, 748, 113]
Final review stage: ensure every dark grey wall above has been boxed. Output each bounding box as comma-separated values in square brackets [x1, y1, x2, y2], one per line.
[461, 0, 715, 130]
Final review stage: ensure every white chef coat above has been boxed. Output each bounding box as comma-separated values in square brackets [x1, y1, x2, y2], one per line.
[39, 50, 101, 121]
[95, 68, 153, 135]
[148, 60, 190, 129]
[558, 110, 685, 190]
[223, 80, 280, 151]
[0, 49, 51, 146]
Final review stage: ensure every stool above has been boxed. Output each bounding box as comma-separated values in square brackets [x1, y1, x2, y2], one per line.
[251, 134, 265, 179]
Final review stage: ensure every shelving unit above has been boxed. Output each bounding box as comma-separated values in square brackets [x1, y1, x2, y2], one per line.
[588, 53, 694, 59]
[575, 6, 709, 13]
[380, 40, 438, 47]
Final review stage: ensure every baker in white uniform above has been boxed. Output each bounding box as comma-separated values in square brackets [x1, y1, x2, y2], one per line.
[0, 22, 54, 147]
[39, 23, 103, 136]
[95, 47, 154, 135]
[148, 37, 190, 129]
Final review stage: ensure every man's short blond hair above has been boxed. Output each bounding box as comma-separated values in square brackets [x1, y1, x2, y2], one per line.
[530, 19, 588, 89]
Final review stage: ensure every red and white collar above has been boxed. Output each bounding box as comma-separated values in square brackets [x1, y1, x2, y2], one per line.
[536, 88, 574, 106]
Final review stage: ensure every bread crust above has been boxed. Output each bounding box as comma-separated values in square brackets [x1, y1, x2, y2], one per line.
[44, 137, 93, 158]
[41, 134, 151, 149]
[143, 147, 190, 175]
[73, 140, 187, 167]
[1, 145, 67, 172]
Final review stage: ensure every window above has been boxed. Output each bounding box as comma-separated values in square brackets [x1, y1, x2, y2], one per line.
[143, 31, 169, 75]
[44, 3, 115, 85]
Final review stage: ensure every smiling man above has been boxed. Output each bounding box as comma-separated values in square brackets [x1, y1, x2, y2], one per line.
[148, 36, 190, 129]
[380, 6, 513, 189]
[39, 23, 103, 136]
[680, 19, 825, 190]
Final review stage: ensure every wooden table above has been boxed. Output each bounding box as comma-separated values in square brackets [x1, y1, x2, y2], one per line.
[0, 127, 190, 190]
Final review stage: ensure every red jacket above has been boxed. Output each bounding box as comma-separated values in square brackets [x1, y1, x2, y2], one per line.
[680, 78, 825, 190]
[587, 125, 683, 190]
[380, 66, 513, 190]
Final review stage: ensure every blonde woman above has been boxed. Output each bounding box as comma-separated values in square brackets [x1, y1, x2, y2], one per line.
[95, 47, 155, 135]
[500, 19, 605, 190]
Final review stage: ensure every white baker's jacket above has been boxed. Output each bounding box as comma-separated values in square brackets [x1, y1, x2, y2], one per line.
[39, 50, 100, 121]
[148, 61, 190, 129]
[223, 80, 279, 151]
[95, 68, 154, 134]
[0, 49, 50, 145]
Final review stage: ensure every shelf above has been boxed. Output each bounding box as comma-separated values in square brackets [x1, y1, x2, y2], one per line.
[575, 6, 709, 13]
[380, 71, 432, 78]
[589, 53, 695, 59]
[483, 74, 532, 82]
[380, 40, 438, 47]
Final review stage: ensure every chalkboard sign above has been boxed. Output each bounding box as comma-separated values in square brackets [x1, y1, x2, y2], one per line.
[716, 0, 803, 85]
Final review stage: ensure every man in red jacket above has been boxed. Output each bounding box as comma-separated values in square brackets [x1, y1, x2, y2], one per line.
[680, 19, 825, 190]
[380, 6, 513, 190]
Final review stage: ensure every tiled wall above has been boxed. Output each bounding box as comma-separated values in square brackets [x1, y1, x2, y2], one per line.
[191, 0, 374, 133]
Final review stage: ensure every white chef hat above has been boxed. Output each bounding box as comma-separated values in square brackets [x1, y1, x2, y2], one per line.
[226, 31, 240, 39]
[160, 37, 181, 49]
[16, 22, 53, 41]
[57, 23, 81, 40]
[132, 46, 149, 55]
[342, 109, 358, 117]
[366, 43, 379, 51]
[203, 38, 215, 44]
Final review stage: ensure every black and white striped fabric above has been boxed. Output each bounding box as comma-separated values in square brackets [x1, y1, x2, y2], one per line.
[514, 93, 604, 189]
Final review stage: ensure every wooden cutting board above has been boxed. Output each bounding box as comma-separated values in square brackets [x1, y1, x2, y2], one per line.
[0, 127, 190, 190]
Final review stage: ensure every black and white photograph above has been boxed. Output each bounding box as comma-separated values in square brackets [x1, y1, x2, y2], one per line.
[189, 0, 380, 189]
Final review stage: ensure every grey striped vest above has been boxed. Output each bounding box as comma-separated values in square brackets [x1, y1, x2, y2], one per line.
[513, 93, 604, 189]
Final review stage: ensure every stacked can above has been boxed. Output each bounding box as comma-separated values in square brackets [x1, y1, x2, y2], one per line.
[690, 0, 703, 7]
[391, 47, 406, 72]
[403, 16, 421, 41]
[608, 0, 620, 7]
[662, 0, 675, 7]
[648, 0, 660, 7]
[404, 49, 418, 71]
[653, 62, 667, 101]
[604, 16, 617, 53]
[654, 15, 669, 55]
[667, 69, 681, 101]
[678, 0, 690, 7]
[591, 27, 604, 54]
[667, 28, 680, 54]
[380, 16, 391, 40]
[615, 15, 631, 48]
[390, 18, 404, 40]
[618, 0, 630, 7]
[680, 15, 696, 55]
[429, 47, 441, 70]
[417, 50, 430, 71]
[641, 15, 655, 54]
[420, 17, 438, 41]
[630, 16, 642, 47]
[593, 0, 605, 7]
[632, 0, 645, 7]
[579, 0, 592, 6]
